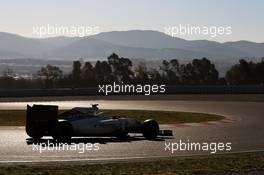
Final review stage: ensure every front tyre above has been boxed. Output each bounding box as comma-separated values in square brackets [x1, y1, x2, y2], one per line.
[142, 119, 159, 140]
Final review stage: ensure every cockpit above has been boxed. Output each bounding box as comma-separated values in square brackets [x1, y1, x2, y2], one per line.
[58, 104, 105, 120]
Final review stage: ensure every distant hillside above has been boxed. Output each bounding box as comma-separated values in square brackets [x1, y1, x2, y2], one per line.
[0, 30, 263, 60]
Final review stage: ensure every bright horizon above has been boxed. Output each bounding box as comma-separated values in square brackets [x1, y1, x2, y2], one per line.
[0, 0, 263, 43]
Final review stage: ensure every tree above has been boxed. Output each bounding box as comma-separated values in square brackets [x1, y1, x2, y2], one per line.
[148, 68, 163, 84]
[180, 58, 219, 84]
[71, 61, 82, 87]
[225, 59, 255, 85]
[108, 53, 134, 83]
[38, 64, 62, 88]
[94, 60, 113, 84]
[160, 59, 180, 85]
[134, 63, 149, 84]
[255, 59, 264, 84]
[226, 59, 263, 85]
[81, 61, 96, 86]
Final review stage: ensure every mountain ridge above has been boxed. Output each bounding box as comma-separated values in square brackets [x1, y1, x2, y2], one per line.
[0, 30, 263, 60]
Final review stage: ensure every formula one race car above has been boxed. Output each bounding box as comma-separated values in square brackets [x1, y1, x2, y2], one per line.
[26, 104, 172, 141]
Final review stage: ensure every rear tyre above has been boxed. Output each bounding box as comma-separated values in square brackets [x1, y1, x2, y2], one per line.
[142, 119, 159, 140]
[27, 124, 43, 141]
[50, 121, 72, 142]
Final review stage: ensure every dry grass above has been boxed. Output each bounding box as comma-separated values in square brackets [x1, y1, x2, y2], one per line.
[0, 109, 224, 126]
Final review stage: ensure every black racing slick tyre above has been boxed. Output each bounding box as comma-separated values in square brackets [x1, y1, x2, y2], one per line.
[142, 119, 159, 140]
[50, 121, 73, 142]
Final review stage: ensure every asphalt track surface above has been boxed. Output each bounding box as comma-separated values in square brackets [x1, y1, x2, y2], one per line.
[0, 100, 264, 163]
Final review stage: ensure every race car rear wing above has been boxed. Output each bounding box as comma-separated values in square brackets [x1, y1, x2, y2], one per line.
[26, 104, 58, 138]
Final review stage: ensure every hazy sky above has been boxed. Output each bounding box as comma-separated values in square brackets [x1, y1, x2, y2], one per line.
[0, 0, 263, 42]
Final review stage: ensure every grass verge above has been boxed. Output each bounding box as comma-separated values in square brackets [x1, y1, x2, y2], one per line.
[0, 152, 263, 175]
[0, 109, 224, 126]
